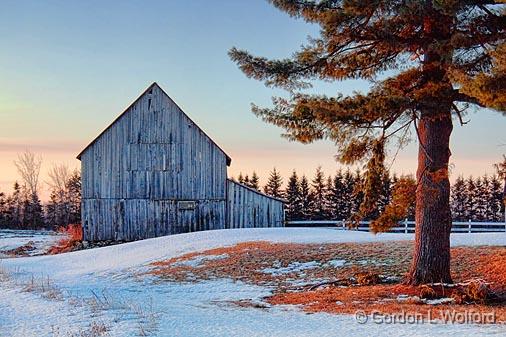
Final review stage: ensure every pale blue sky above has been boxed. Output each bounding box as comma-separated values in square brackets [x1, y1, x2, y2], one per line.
[0, 0, 504, 197]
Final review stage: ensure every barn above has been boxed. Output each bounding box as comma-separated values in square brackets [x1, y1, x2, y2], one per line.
[77, 83, 284, 242]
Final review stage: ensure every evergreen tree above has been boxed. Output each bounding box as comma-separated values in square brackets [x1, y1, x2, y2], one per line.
[474, 177, 487, 221]
[495, 155, 506, 222]
[351, 170, 364, 217]
[243, 174, 251, 187]
[0, 191, 6, 228]
[6, 182, 23, 228]
[489, 175, 503, 222]
[248, 172, 260, 191]
[23, 192, 45, 229]
[465, 177, 477, 221]
[299, 175, 312, 220]
[230, 0, 506, 284]
[285, 170, 302, 220]
[327, 170, 346, 220]
[264, 168, 284, 198]
[310, 167, 327, 220]
[237, 173, 244, 184]
[341, 169, 355, 219]
[67, 170, 82, 225]
[451, 176, 467, 222]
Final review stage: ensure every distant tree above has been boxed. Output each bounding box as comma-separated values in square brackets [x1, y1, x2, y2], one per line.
[299, 175, 312, 220]
[451, 176, 467, 222]
[5, 182, 23, 228]
[0, 191, 6, 227]
[327, 170, 345, 220]
[341, 169, 355, 219]
[378, 172, 392, 215]
[250, 172, 260, 191]
[285, 170, 302, 220]
[46, 164, 71, 227]
[474, 177, 487, 221]
[489, 175, 503, 222]
[66, 170, 82, 225]
[351, 170, 364, 217]
[310, 167, 328, 220]
[23, 192, 44, 229]
[243, 174, 251, 187]
[465, 177, 477, 221]
[237, 173, 245, 184]
[494, 155, 506, 222]
[230, 0, 506, 284]
[264, 168, 284, 198]
[14, 151, 42, 197]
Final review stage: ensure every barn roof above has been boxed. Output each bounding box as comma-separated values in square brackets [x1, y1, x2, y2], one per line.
[76, 82, 232, 166]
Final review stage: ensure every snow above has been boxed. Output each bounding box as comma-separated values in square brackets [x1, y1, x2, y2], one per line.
[262, 261, 320, 276]
[0, 227, 505, 337]
[0, 229, 63, 258]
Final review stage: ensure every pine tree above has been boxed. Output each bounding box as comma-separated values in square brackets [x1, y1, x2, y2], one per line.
[490, 175, 503, 222]
[299, 175, 312, 220]
[7, 182, 23, 228]
[23, 192, 45, 229]
[351, 170, 364, 218]
[451, 176, 467, 222]
[285, 170, 302, 220]
[67, 170, 82, 225]
[243, 175, 251, 187]
[464, 177, 477, 221]
[230, 0, 506, 284]
[250, 172, 260, 191]
[327, 170, 345, 220]
[495, 155, 506, 222]
[310, 167, 327, 220]
[0, 191, 6, 228]
[264, 168, 284, 198]
[237, 173, 244, 184]
[341, 169, 355, 219]
[474, 177, 487, 221]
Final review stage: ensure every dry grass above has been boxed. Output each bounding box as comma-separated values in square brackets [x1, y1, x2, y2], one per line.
[148, 240, 506, 323]
[47, 224, 83, 254]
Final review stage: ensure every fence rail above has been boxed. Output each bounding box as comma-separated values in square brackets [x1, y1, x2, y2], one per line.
[286, 220, 506, 233]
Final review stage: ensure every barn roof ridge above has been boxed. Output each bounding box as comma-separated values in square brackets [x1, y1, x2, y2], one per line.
[76, 82, 232, 166]
[227, 178, 287, 203]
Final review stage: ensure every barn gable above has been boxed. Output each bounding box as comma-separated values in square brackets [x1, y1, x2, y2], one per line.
[78, 83, 284, 242]
[77, 82, 231, 165]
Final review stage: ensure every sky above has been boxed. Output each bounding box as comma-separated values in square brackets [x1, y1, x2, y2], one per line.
[0, 0, 504, 200]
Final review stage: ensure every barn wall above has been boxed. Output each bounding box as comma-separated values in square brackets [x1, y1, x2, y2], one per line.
[226, 180, 285, 229]
[81, 85, 228, 241]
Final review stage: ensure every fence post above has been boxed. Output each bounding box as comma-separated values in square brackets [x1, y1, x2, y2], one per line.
[404, 218, 408, 233]
[468, 219, 472, 233]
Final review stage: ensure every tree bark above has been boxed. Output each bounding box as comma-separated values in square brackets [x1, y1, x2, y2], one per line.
[406, 111, 453, 285]
[404, 0, 455, 285]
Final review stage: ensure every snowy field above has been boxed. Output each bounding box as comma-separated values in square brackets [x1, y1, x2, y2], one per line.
[0, 229, 63, 258]
[0, 228, 505, 337]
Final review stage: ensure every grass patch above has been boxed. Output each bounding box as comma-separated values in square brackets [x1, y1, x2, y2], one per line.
[148, 240, 506, 323]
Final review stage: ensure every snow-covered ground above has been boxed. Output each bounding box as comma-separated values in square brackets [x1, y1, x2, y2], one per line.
[0, 228, 505, 337]
[0, 229, 63, 258]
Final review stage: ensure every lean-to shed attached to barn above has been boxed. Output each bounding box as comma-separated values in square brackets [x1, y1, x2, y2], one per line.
[77, 83, 284, 242]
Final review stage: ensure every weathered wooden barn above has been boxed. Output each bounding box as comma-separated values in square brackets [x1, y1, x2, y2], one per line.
[77, 83, 284, 242]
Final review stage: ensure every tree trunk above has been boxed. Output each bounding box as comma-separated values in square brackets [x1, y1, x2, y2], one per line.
[406, 112, 453, 285]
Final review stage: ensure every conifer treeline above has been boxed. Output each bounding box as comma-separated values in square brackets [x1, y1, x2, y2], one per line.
[0, 173, 81, 230]
[0, 151, 82, 230]
[235, 168, 505, 222]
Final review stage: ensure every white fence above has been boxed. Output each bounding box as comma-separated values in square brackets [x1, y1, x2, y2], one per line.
[286, 220, 506, 233]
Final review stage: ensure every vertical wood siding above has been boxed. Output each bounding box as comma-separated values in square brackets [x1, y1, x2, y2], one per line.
[81, 84, 227, 241]
[226, 179, 285, 229]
